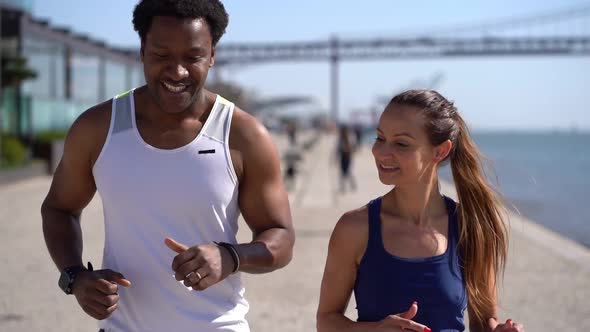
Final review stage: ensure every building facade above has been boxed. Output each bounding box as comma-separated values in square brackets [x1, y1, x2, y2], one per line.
[1, 0, 143, 138]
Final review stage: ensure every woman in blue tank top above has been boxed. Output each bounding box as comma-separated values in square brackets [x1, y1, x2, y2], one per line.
[317, 90, 524, 332]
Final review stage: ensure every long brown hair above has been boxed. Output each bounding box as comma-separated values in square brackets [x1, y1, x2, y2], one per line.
[389, 90, 508, 328]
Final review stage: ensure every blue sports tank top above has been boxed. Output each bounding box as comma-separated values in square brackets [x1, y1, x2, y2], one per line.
[354, 196, 467, 332]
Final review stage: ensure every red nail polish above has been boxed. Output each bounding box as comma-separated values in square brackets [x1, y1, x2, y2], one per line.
[424, 328, 432, 332]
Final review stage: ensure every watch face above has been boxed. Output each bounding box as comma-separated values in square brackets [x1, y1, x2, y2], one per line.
[58, 271, 72, 294]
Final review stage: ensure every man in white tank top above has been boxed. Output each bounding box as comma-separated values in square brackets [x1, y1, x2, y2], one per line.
[41, 1, 295, 331]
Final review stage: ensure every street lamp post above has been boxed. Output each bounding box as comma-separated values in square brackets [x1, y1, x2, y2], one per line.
[330, 36, 339, 125]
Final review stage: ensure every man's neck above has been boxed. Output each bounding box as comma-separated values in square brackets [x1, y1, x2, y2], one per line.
[138, 86, 213, 127]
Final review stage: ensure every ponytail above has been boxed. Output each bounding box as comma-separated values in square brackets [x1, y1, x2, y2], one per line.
[451, 116, 508, 329]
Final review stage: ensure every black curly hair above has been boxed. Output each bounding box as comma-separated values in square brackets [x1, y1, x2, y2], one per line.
[132, 0, 229, 46]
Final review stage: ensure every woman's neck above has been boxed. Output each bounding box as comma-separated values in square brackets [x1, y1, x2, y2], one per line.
[385, 177, 446, 226]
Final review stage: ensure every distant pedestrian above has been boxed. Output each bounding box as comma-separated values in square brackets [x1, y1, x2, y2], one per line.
[317, 90, 524, 332]
[336, 124, 357, 193]
[283, 144, 302, 191]
[286, 120, 297, 145]
[353, 122, 364, 148]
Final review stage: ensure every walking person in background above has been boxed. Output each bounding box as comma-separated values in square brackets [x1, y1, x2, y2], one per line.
[336, 124, 357, 193]
[286, 120, 298, 145]
[283, 144, 302, 191]
[41, 1, 294, 331]
[283, 120, 301, 190]
[317, 90, 524, 332]
[353, 122, 364, 148]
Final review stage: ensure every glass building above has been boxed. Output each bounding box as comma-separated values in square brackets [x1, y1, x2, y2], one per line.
[1, 0, 143, 137]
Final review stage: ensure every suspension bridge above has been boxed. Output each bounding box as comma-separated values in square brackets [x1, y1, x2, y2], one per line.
[215, 4, 590, 120]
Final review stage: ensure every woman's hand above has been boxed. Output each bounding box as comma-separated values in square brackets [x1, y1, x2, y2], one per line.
[491, 318, 524, 332]
[375, 302, 431, 332]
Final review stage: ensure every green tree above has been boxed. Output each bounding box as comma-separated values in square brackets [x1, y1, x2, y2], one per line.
[2, 56, 37, 87]
[0, 55, 37, 165]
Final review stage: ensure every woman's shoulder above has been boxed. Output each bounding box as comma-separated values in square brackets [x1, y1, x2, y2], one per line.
[336, 196, 383, 230]
[329, 204, 372, 260]
[336, 204, 370, 232]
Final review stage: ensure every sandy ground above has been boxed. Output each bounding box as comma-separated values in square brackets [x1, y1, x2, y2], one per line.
[1, 132, 588, 331]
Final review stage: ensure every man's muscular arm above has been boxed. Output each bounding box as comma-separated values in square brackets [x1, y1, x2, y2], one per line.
[231, 109, 295, 273]
[41, 101, 130, 320]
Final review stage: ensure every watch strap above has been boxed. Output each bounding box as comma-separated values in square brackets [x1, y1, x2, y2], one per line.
[60, 262, 91, 294]
[214, 242, 240, 274]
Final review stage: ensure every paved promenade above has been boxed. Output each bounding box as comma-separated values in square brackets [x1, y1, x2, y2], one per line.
[0, 132, 589, 331]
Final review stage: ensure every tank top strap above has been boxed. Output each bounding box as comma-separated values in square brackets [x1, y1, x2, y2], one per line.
[443, 196, 465, 276]
[112, 90, 134, 135]
[366, 197, 384, 254]
[202, 95, 235, 145]
[443, 196, 459, 244]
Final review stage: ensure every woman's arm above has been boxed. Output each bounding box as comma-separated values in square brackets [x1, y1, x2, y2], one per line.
[316, 209, 373, 332]
[316, 209, 429, 332]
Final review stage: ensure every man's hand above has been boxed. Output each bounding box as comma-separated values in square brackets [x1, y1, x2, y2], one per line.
[165, 237, 234, 290]
[71, 269, 131, 320]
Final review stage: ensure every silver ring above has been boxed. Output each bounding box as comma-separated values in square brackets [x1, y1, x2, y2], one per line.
[195, 271, 203, 280]
[185, 272, 198, 283]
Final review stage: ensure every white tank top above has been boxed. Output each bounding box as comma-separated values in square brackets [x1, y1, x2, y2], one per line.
[92, 89, 249, 332]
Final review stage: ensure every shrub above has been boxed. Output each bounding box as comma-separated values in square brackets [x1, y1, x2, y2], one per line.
[1, 135, 27, 165]
[36, 130, 68, 143]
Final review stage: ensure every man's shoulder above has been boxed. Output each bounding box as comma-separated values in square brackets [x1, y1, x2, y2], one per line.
[228, 105, 270, 147]
[225, 103, 281, 178]
[74, 99, 112, 131]
[66, 99, 113, 161]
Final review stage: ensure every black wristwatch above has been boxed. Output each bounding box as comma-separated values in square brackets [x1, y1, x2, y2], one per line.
[58, 262, 93, 295]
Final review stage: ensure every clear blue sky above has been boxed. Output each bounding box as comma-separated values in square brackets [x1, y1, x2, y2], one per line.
[33, 0, 590, 131]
